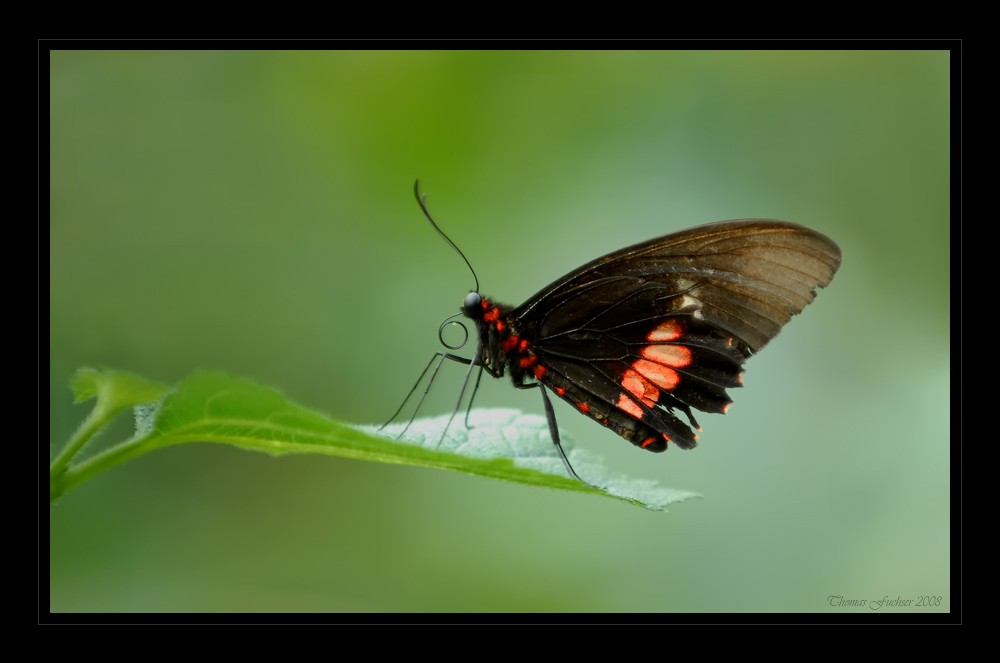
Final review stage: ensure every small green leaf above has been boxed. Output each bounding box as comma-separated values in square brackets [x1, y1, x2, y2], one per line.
[52, 369, 700, 511]
[70, 366, 171, 409]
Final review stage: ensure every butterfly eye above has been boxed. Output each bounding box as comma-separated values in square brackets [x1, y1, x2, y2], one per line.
[462, 292, 482, 318]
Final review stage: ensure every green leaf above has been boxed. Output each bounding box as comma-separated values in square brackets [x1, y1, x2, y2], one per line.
[70, 367, 171, 409]
[51, 369, 700, 511]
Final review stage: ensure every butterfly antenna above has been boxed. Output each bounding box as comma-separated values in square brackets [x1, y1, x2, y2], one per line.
[414, 180, 479, 293]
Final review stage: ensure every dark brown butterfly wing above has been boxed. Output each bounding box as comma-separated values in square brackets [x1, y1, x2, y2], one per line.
[514, 220, 841, 450]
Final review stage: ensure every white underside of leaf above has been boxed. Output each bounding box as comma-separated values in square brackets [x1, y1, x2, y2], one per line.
[366, 408, 700, 511]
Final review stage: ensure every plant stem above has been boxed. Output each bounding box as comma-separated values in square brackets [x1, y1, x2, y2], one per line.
[49, 401, 113, 480]
[50, 435, 165, 502]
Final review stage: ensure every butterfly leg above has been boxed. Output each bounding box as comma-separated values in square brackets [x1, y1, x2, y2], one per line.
[516, 382, 588, 485]
[438, 354, 504, 446]
[381, 351, 474, 438]
[463, 364, 485, 429]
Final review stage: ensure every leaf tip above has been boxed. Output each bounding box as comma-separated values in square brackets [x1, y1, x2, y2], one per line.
[69, 367, 103, 403]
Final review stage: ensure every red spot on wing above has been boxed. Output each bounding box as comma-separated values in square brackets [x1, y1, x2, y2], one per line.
[631, 359, 680, 390]
[518, 339, 530, 352]
[618, 366, 664, 422]
[662, 433, 671, 442]
[641, 437, 656, 449]
[555, 386, 566, 396]
[481, 298, 490, 311]
[495, 320, 506, 332]
[484, 307, 500, 323]
[615, 393, 644, 419]
[533, 365, 547, 379]
[577, 402, 591, 415]
[622, 369, 659, 406]
[640, 344, 692, 368]
[722, 403, 731, 414]
[501, 335, 519, 352]
[647, 320, 683, 342]
[519, 355, 538, 368]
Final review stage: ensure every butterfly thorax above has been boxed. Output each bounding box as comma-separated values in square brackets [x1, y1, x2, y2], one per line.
[463, 293, 536, 385]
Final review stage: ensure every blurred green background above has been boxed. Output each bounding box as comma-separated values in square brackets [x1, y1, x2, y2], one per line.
[49, 50, 950, 613]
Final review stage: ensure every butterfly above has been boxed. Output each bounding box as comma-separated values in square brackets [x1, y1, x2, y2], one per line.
[388, 182, 842, 482]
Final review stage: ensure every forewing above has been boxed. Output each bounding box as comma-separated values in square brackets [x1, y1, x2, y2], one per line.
[515, 220, 841, 354]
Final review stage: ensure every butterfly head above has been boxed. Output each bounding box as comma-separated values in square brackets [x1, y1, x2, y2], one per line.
[462, 291, 483, 319]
